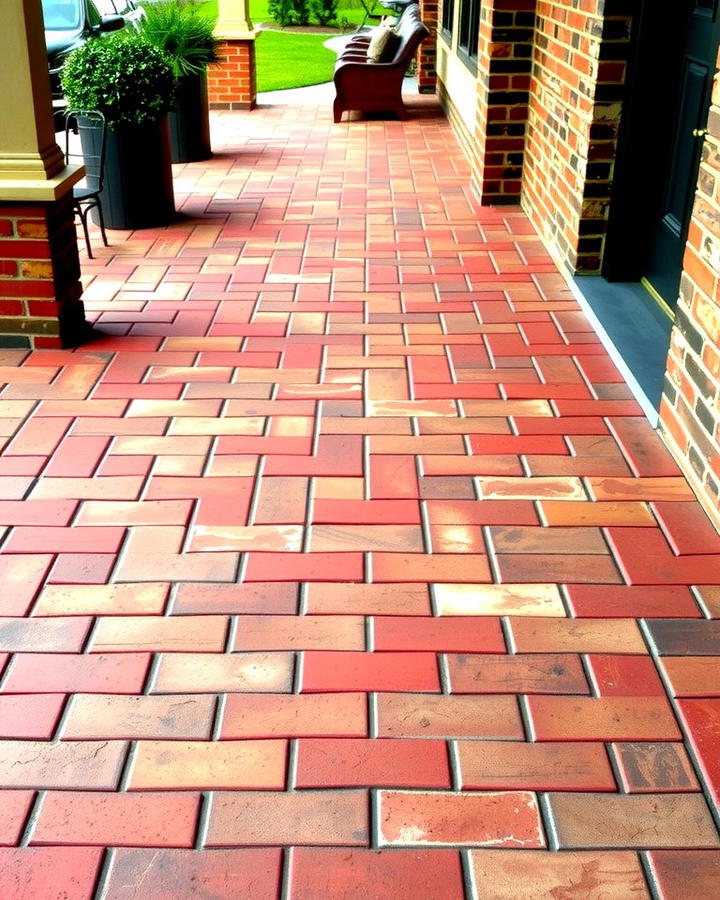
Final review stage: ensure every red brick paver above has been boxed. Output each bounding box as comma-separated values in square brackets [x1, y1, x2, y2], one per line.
[0, 97, 719, 897]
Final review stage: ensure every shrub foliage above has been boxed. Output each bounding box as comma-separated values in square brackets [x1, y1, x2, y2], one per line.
[268, 0, 295, 25]
[268, 0, 329, 26]
[61, 34, 176, 129]
[310, 0, 338, 25]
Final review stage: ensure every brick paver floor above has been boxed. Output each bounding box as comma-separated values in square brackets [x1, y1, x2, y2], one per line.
[1, 95, 720, 898]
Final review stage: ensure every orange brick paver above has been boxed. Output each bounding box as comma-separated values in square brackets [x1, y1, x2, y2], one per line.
[0, 97, 719, 897]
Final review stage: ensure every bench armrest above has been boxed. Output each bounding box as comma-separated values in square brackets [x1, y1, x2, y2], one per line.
[338, 50, 371, 60]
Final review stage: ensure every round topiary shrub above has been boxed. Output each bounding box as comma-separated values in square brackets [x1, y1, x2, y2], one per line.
[60, 34, 176, 129]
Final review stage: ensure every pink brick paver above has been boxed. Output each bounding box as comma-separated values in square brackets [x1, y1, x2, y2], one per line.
[0, 96, 719, 897]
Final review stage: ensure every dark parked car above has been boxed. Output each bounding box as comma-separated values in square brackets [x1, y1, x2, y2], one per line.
[43, 0, 144, 99]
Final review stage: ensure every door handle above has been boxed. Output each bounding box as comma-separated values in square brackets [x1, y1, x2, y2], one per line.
[693, 128, 708, 137]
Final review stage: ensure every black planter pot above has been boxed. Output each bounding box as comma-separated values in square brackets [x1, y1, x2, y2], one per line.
[168, 71, 212, 163]
[80, 117, 175, 230]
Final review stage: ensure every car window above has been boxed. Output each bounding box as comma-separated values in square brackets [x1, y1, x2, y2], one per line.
[41, 0, 83, 29]
[93, 0, 136, 14]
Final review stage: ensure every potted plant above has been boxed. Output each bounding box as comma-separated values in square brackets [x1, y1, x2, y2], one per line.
[60, 33, 176, 229]
[136, 0, 219, 163]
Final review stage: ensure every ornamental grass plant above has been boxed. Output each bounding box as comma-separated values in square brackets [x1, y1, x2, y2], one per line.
[134, 0, 220, 161]
[135, 0, 220, 78]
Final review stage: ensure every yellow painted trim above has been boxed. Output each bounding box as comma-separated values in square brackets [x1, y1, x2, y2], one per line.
[641, 277, 676, 322]
[0, 144, 66, 181]
[215, 29, 257, 41]
[0, 165, 85, 202]
[215, 0, 254, 35]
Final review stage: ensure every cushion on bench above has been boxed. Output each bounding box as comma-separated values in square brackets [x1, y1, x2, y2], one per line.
[367, 25, 401, 62]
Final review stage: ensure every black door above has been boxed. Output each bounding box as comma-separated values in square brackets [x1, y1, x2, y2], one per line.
[644, 1, 720, 306]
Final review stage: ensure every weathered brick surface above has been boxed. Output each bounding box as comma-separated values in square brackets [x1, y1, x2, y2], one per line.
[521, 1, 633, 273]
[418, 0, 439, 93]
[0, 198, 86, 349]
[0, 95, 717, 896]
[438, 0, 720, 527]
[471, 0, 537, 205]
[658, 54, 720, 530]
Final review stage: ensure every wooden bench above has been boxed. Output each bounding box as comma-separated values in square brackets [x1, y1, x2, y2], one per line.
[333, 4, 429, 123]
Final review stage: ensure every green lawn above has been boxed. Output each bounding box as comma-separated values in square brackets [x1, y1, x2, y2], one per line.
[255, 30, 337, 92]
[250, 0, 369, 29]
[201, 0, 368, 29]
[200, 0, 371, 92]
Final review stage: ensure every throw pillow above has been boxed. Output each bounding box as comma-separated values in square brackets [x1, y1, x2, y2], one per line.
[378, 29, 401, 62]
[368, 25, 399, 62]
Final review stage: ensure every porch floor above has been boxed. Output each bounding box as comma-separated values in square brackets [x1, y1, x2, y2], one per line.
[1, 94, 720, 898]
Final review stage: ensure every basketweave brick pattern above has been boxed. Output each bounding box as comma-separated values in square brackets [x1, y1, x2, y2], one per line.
[0, 197, 87, 349]
[472, 0, 537, 205]
[0, 98, 719, 898]
[207, 39, 257, 110]
[521, 0, 633, 273]
[659, 51, 720, 532]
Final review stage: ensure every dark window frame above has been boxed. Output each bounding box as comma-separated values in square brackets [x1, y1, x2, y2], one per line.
[457, 0, 481, 71]
[441, 0, 455, 40]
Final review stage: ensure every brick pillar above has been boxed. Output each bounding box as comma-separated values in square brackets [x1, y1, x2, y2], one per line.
[207, 38, 257, 110]
[521, 0, 634, 273]
[209, 0, 256, 109]
[0, 0, 86, 349]
[418, 0, 438, 93]
[0, 197, 86, 349]
[658, 58, 720, 530]
[471, 0, 537, 205]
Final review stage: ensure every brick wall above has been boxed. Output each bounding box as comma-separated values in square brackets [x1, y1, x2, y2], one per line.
[207, 39, 257, 110]
[418, 0, 439, 92]
[659, 61, 720, 529]
[0, 198, 86, 349]
[471, 0, 536, 205]
[520, 0, 633, 272]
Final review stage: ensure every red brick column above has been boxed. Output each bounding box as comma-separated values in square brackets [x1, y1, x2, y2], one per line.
[658, 60, 720, 530]
[207, 39, 257, 110]
[0, 196, 87, 349]
[418, 0, 438, 93]
[471, 0, 537, 205]
[521, 0, 633, 272]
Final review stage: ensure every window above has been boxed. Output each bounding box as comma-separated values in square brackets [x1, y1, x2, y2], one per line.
[458, 0, 481, 65]
[42, 0, 83, 30]
[93, 0, 130, 13]
[90, 0, 143, 26]
[441, 0, 455, 37]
